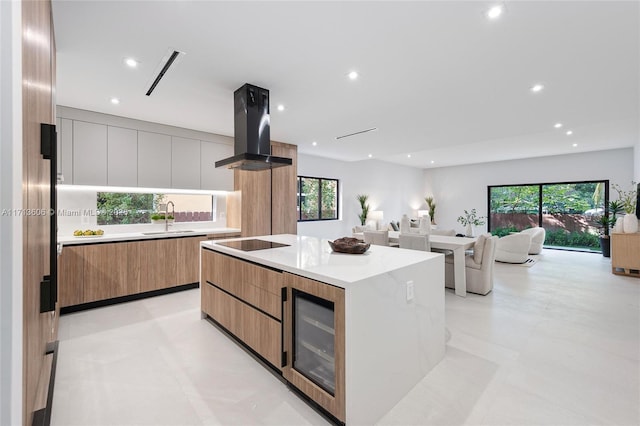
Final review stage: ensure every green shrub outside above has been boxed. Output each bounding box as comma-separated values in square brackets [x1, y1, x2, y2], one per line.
[491, 226, 600, 250]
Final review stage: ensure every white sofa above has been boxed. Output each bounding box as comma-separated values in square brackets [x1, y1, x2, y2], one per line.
[520, 227, 546, 254]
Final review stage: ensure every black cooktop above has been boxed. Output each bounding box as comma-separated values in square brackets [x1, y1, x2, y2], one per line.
[217, 239, 290, 251]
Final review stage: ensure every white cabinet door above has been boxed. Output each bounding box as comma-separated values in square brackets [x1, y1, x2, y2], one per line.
[138, 131, 171, 188]
[73, 121, 107, 185]
[107, 126, 137, 187]
[171, 136, 200, 189]
[201, 139, 234, 191]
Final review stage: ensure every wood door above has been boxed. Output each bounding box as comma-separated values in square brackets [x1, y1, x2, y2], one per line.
[58, 245, 84, 307]
[139, 239, 178, 292]
[21, 0, 56, 423]
[283, 273, 345, 422]
[271, 141, 297, 235]
[176, 236, 208, 285]
[83, 242, 140, 303]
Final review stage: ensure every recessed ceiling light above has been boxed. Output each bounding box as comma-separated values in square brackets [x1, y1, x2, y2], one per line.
[407, 154, 411, 158]
[368, 154, 373, 158]
[572, 143, 578, 147]
[486, 4, 504, 20]
[348, 71, 359, 80]
[277, 104, 285, 112]
[312, 141, 317, 146]
[110, 97, 120, 105]
[554, 123, 563, 129]
[566, 130, 573, 135]
[530, 84, 544, 93]
[430, 160, 435, 164]
[124, 58, 138, 68]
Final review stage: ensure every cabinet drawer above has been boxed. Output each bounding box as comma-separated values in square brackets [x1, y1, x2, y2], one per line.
[201, 249, 282, 319]
[202, 282, 281, 368]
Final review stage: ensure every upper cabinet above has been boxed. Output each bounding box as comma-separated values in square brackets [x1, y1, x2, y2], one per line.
[107, 126, 137, 187]
[56, 113, 236, 191]
[73, 121, 107, 185]
[171, 136, 201, 190]
[137, 131, 172, 188]
[201, 138, 234, 192]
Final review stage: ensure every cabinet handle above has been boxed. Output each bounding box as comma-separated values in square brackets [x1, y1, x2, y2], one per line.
[281, 287, 288, 368]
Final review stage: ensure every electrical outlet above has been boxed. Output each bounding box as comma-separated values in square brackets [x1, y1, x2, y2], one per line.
[406, 280, 414, 302]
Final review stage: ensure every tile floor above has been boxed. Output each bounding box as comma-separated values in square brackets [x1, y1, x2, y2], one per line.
[52, 250, 640, 425]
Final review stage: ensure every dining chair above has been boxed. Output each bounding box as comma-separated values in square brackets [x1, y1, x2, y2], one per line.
[363, 230, 390, 246]
[444, 233, 498, 295]
[399, 233, 430, 251]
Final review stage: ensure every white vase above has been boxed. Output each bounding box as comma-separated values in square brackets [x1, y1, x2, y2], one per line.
[623, 213, 639, 233]
[466, 223, 473, 237]
[613, 218, 624, 233]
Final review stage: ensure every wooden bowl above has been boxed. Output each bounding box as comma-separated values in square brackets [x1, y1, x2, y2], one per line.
[328, 237, 370, 254]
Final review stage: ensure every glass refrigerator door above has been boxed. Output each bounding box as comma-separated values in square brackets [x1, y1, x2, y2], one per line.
[292, 289, 336, 395]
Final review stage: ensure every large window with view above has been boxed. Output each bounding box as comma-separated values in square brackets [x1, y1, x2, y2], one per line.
[297, 176, 339, 221]
[488, 180, 609, 252]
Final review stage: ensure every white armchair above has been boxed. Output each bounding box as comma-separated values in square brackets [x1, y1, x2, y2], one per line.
[520, 227, 546, 254]
[495, 233, 532, 263]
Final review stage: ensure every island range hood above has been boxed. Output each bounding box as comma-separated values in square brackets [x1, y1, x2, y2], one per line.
[215, 83, 292, 171]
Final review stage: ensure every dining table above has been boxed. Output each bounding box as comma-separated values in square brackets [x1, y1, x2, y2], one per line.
[352, 231, 477, 297]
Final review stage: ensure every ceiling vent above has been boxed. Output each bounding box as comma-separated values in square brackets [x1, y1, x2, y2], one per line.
[335, 127, 378, 140]
[145, 50, 183, 96]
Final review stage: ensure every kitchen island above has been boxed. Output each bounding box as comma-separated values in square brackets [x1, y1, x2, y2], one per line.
[200, 234, 445, 425]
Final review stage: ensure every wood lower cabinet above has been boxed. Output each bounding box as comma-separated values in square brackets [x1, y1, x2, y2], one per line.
[139, 239, 177, 292]
[201, 248, 283, 367]
[177, 236, 209, 285]
[83, 242, 140, 303]
[611, 232, 640, 277]
[58, 245, 84, 307]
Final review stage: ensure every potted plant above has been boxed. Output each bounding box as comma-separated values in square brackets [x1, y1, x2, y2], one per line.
[612, 182, 638, 233]
[595, 213, 616, 257]
[457, 208, 486, 237]
[356, 194, 370, 226]
[425, 196, 436, 225]
[151, 213, 174, 224]
[608, 200, 624, 233]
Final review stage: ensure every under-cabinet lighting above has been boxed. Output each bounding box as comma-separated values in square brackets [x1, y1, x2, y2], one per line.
[57, 184, 229, 196]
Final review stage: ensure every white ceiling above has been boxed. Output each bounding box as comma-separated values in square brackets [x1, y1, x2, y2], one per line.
[52, 1, 639, 169]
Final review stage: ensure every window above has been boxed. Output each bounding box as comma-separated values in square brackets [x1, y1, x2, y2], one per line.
[297, 176, 339, 221]
[488, 180, 609, 252]
[97, 192, 217, 225]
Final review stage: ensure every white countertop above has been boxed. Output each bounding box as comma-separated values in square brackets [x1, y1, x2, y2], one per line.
[59, 227, 240, 245]
[201, 234, 443, 288]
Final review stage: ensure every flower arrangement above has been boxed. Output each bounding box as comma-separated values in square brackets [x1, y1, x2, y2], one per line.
[457, 208, 486, 227]
[611, 182, 638, 214]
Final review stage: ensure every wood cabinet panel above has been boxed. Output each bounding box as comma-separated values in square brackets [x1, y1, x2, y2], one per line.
[83, 242, 140, 303]
[200, 140, 234, 191]
[73, 121, 107, 185]
[107, 126, 138, 186]
[271, 141, 297, 235]
[58, 245, 84, 307]
[611, 233, 640, 277]
[203, 282, 281, 368]
[139, 239, 177, 292]
[172, 136, 201, 189]
[202, 249, 282, 319]
[283, 272, 345, 422]
[235, 168, 272, 237]
[137, 131, 172, 188]
[177, 236, 208, 284]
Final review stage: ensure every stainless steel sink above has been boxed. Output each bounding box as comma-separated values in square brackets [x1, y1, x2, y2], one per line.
[142, 230, 195, 235]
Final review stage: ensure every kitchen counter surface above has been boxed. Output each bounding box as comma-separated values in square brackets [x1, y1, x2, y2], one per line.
[201, 233, 443, 289]
[59, 227, 240, 246]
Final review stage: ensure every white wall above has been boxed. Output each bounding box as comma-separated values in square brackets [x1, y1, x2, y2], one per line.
[635, 139, 640, 182]
[0, 1, 23, 424]
[297, 154, 425, 240]
[424, 148, 635, 235]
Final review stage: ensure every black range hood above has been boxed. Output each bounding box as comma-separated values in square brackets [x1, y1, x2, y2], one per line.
[215, 83, 292, 171]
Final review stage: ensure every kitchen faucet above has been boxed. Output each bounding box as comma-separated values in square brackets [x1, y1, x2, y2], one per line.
[165, 201, 175, 232]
